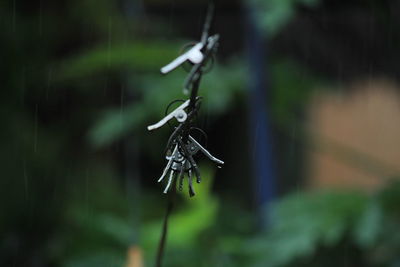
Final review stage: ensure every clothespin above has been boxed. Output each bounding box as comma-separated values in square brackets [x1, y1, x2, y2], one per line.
[147, 100, 190, 131]
[187, 135, 224, 166]
[160, 43, 204, 74]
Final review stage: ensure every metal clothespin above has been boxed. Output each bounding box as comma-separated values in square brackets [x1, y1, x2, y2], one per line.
[160, 43, 205, 74]
[187, 135, 224, 166]
[147, 100, 190, 131]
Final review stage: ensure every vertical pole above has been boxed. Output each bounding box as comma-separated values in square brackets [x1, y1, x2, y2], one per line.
[244, 3, 276, 218]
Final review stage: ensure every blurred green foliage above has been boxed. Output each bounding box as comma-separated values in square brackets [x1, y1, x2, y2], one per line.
[86, 60, 246, 147]
[239, 182, 400, 267]
[53, 177, 400, 267]
[146, 181, 400, 267]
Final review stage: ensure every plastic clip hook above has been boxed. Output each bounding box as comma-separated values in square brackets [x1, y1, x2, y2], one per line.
[147, 99, 190, 131]
[160, 43, 204, 74]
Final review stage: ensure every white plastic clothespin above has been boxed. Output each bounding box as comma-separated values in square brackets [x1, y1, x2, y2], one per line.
[147, 100, 190, 131]
[160, 43, 204, 74]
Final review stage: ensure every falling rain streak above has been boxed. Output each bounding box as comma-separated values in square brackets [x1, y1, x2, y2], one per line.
[34, 104, 38, 153]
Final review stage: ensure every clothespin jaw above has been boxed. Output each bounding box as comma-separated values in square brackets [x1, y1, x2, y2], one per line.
[207, 34, 219, 50]
[160, 43, 204, 74]
[182, 35, 220, 92]
[156, 135, 224, 196]
[160, 2, 216, 75]
[187, 135, 224, 166]
[147, 100, 190, 131]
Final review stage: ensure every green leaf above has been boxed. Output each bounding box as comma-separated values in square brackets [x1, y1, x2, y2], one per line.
[354, 201, 383, 249]
[88, 105, 146, 147]
[243, 191, 368, 267]
[56, 41, 182, 81]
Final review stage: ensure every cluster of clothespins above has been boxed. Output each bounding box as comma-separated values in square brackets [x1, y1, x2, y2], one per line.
[147, 5, 223, 197]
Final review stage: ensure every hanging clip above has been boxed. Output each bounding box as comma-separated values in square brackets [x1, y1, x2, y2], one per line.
[160, 43, 204, 74]
[183, 34, 219, 92]
[187, 135, 224, 166]
[147, 99, 190, 131]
